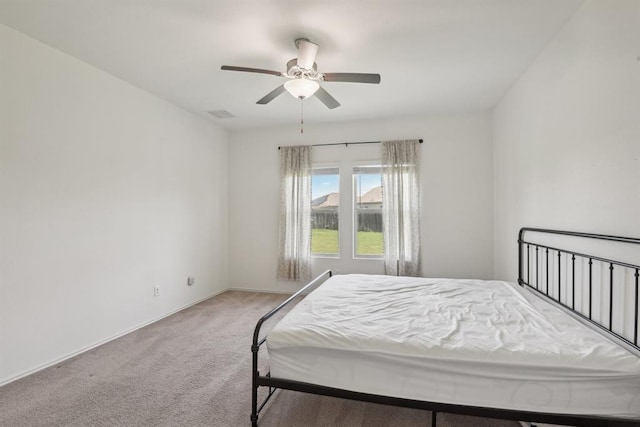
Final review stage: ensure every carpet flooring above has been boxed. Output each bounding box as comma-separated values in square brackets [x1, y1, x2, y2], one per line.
[0, 291, 520, 427]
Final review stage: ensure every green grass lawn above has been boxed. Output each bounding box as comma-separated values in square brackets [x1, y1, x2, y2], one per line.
[356, 231, 384, 255]
[311, 229, 339, 254]
[311, 229, 383, 256]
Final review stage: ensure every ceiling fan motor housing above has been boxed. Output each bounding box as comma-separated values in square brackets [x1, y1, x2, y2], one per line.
[286, 59, 320, 80]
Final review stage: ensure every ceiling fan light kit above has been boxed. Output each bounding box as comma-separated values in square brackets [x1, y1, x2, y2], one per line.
[284, 78, 319, 99]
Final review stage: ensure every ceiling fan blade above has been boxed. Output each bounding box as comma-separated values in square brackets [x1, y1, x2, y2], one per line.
[314, 86, 341, 109]
[295, 38, 319, 70]
[221, 65, 283, 77]
[256, 85, 286, 105]
[322, 73, 381, 84]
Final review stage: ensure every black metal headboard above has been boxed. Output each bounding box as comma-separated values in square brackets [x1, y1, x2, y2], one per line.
[518, 228, 640, 352]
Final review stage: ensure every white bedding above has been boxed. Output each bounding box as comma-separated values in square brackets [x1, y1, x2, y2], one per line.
[267, 274, 640, 418]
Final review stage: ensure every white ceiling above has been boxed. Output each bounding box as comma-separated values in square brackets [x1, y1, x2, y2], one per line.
[0, 0, 583, 130]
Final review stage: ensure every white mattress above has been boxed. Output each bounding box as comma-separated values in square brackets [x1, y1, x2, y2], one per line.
[267, 274, 640, 418]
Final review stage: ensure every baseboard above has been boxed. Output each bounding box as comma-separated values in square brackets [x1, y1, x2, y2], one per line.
[1, 286, 308, 387]
[519, 422, 560, 427]
[226, 286, 298, 295]
[0, 289, 226, 387]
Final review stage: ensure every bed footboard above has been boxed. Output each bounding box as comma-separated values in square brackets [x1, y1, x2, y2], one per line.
[250, 269, 332, 426]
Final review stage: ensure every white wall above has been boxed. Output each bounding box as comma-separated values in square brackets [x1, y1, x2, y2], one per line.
[228, 113, 493, 293]
[493, 0, 640, 281]
[0, 25, 229, 384]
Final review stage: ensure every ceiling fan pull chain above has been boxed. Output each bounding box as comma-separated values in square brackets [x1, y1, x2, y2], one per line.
[300, 97, 304, 134]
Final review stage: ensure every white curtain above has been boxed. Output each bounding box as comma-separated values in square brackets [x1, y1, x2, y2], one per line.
[277, 145, 312, 281]
[382, 140, 421, 276]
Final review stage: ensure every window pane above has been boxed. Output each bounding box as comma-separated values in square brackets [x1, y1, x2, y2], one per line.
[354, 166, 383, 256]
[311, 167, 339, 255]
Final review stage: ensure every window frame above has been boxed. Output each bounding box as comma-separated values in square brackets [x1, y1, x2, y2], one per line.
[352, 163, 384, 260]
[310, 164, 341, 259]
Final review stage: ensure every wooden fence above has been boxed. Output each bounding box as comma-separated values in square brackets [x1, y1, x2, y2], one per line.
[311, 209, 382, 232]
[311, 211, 339, 230]
[357, 210, 382, 232]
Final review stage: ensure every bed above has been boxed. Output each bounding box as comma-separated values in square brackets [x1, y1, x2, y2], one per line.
[250, 228, 640, 426]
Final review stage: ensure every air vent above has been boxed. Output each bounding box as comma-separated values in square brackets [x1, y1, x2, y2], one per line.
[207, 109, 236, 119]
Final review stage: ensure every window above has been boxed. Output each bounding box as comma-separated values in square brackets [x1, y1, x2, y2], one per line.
[311, 163, 385, 259]
[353, 166, 383, 257]
[311, 167, 339, 256]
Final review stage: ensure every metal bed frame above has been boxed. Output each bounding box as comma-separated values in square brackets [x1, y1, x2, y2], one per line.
[250, 228, 640, 426]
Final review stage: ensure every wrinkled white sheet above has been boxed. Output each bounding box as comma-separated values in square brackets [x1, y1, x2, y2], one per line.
[267, 274, 640, 418]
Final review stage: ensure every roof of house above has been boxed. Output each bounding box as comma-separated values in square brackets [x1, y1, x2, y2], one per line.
[359, 186, 382, 204]
[312, 192, 340, 208]
[312, 186, 383, 208]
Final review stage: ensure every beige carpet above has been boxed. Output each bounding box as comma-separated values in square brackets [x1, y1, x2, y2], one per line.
[0, 291, 520, 427]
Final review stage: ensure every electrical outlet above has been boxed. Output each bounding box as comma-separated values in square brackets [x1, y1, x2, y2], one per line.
[187, 276, 195, 286]
[154, 286, 160, 297]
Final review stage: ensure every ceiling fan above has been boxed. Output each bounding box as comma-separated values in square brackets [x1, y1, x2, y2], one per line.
[221, 38, 381, 109]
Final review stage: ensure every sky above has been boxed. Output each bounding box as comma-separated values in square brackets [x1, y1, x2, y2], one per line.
[312, 174, 339, 198]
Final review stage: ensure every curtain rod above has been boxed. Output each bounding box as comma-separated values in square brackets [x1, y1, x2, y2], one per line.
[278, 139, 423, 150]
